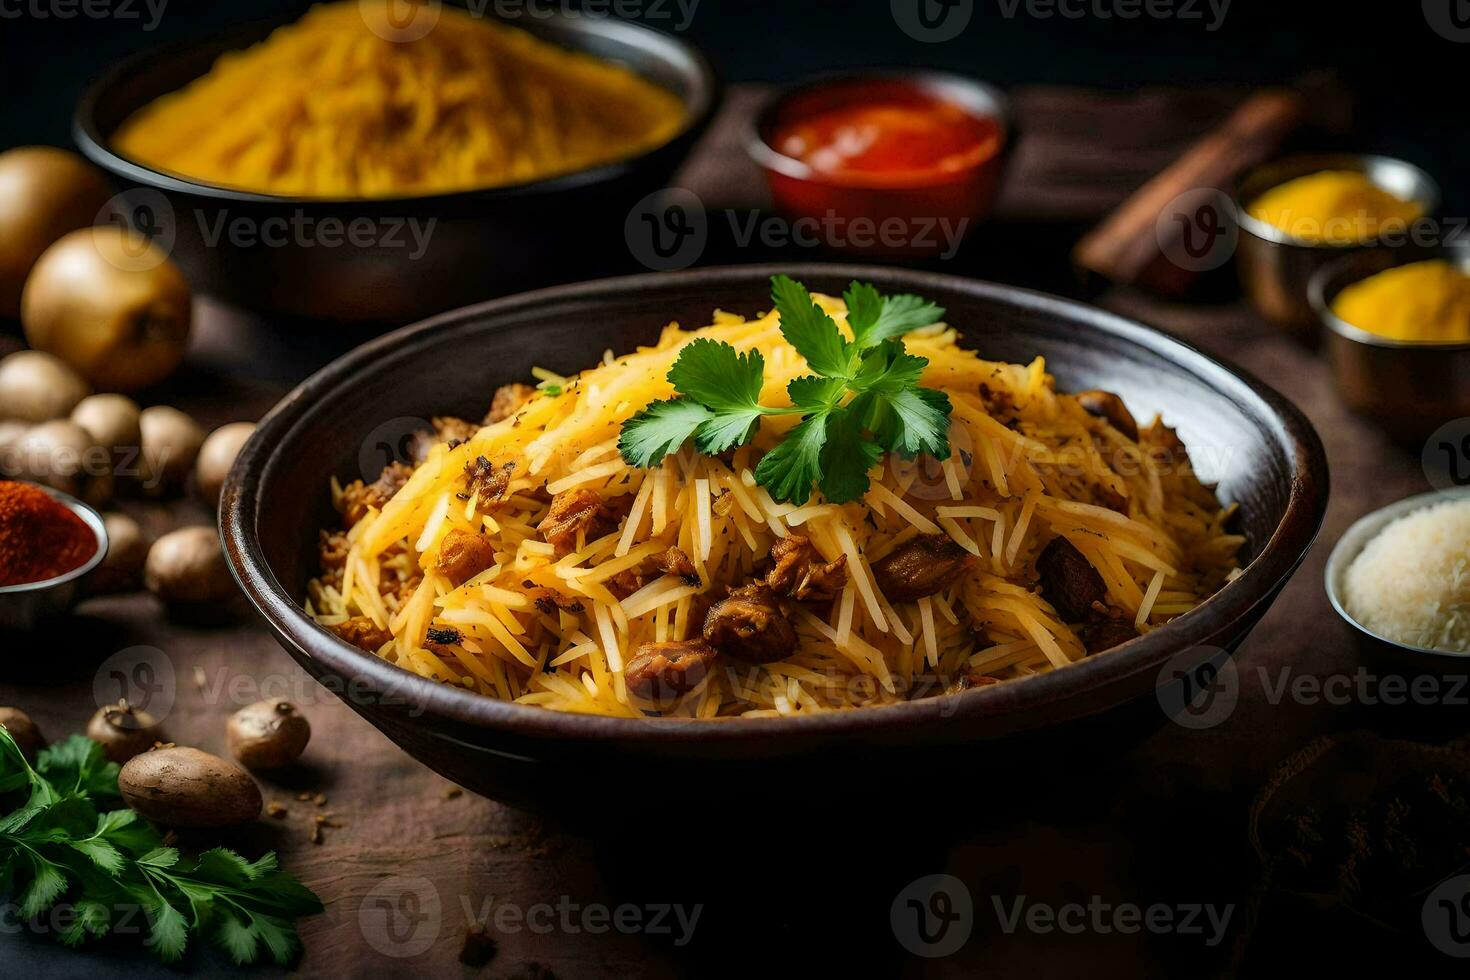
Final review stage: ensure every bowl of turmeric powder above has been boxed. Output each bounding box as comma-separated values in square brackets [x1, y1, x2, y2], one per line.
[1234, 154, 1439, 340]
[73, 2, 717, 323]
[1309, 244, 1470, 441]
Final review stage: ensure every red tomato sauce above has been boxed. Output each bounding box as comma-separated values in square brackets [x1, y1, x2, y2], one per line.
[773, 91, 1002, 184]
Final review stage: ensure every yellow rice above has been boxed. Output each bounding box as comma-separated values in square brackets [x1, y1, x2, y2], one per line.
[308, 294, 1243, 717]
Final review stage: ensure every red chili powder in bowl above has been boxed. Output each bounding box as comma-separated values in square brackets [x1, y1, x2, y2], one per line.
[0, 481, 99, 587]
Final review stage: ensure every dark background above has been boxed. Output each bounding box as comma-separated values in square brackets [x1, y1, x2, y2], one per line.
[3, 0, 1468, 212]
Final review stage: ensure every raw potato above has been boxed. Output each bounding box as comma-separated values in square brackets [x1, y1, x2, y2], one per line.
[145, 525, 233, 603]
[227, 699, 310, 769]
[71, 393, 142, 459]
[90, 511, 148, 594]
[21, 226, 192, 392]
[196, 422, 255, 506]
[138, 405, 203, 497]
[0, 146, 113, 318]
[86, 701, 164, 763]
[0, 706, 46, 761]
[118, 746, 262, 828]
[0, 349, 91, 423]
[10, 419, 113, 505]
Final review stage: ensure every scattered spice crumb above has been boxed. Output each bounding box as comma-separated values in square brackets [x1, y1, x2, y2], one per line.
[266, 802, 288, 819]
[296, 792, 312, 802]
[309, 823, 322, 845]
[192, 666, 207, 692]
[313, 793, 328, 807]
[442, 786, 463, 801]
[506, 963, 557, 980]
[313, 814, 345, 828]
[459, 924, 497, 967]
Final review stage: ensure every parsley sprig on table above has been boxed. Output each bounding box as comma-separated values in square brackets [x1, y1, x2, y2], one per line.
[0, 728, 322, 965]
[618, 275, 953, 505]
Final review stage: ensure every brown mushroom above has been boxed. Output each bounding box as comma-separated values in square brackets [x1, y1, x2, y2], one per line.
[227, 699, 311, 770]
[871, 534, 974, 602]
[86, 701, 164, 763]
[118, 746, 262, 828]
[1035, 536, 1107, 622]
[0, 707, 46, 761]
[702, 583, 797, 663]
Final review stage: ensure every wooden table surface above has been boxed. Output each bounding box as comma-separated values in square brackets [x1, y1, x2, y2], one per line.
[2, 85, 1463, 978]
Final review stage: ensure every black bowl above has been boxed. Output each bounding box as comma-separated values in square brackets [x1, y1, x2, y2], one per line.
[74, 8, 718, 324]
[221, 264, 1328, 814]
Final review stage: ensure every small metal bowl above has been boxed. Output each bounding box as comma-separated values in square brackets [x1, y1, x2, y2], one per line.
[1309, 242, 1470, 442]
[1325, 488, 1470, 674]
[0, 484, 108, 631]
[1234, 153, 1440, 341]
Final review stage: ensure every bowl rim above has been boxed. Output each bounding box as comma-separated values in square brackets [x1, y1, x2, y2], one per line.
[1323, 488, 1470, 661]
[746, 69, 1013, 190]
[1309, 243, 1470, 352]
[72, 5, 719, 207]
[0, 482, 109, 594]
[220, 263, 1329, 743]
[1232, 152, 1441, 250]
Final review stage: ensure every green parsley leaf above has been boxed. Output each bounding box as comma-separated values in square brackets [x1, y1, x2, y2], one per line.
[0, 727, 323, 966]
[619, 275, 954, 505]
[770, 275, 852, 378]
[617, 398, 712, 466]
[668, 338, 766, 412]
[865, 386, 953, 460]
[869, 292, 946, 346]
[753, 415, 828, 506]
[818, 407, 883, 504]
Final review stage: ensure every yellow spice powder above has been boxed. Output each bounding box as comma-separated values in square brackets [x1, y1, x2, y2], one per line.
[1248, 170, 1422, 245]
[1331, 259, 1470, 343]
[113, 2, 686, 198]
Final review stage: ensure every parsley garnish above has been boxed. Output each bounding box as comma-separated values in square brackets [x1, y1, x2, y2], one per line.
[0, 728, 322, 965]
[618, 275, 952, 505]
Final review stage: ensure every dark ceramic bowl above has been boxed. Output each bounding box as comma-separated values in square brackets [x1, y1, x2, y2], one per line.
[221, 264, 1328, 814]
[73, 8, 718, 324]
[1309, 242, 1470, 442]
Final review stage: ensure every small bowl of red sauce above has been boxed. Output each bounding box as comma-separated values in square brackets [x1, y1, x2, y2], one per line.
[749, 71, 1011, 258]
[0, 480, 108, 630]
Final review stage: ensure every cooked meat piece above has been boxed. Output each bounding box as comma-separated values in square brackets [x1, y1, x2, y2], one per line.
[463, 455, 515, 507]
[1140, 420, 1192, 474]
[529, 588, 585, 615]
[625, 639, 718, 699]
[1036, 536, 1107, 622]
[318, 530, 350, 571]
[537, 488, 622, 556]
[410, 416, 480, 461]
[486, 383, 536, 424]
[703, 583, 797, 663]
[426, 625, 463, 645]
[1080, 618, 1138, 654]
[946, 671, 1001, 695]
[607, 546, 700, 599]
[436, 528, 498, 586]
[340, 461, 414, 526]
[765, 534, 848, 601]
[871, 534, 973, 602]
[334, 616, 391, 652]
[1075, 390, 1139, 442]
